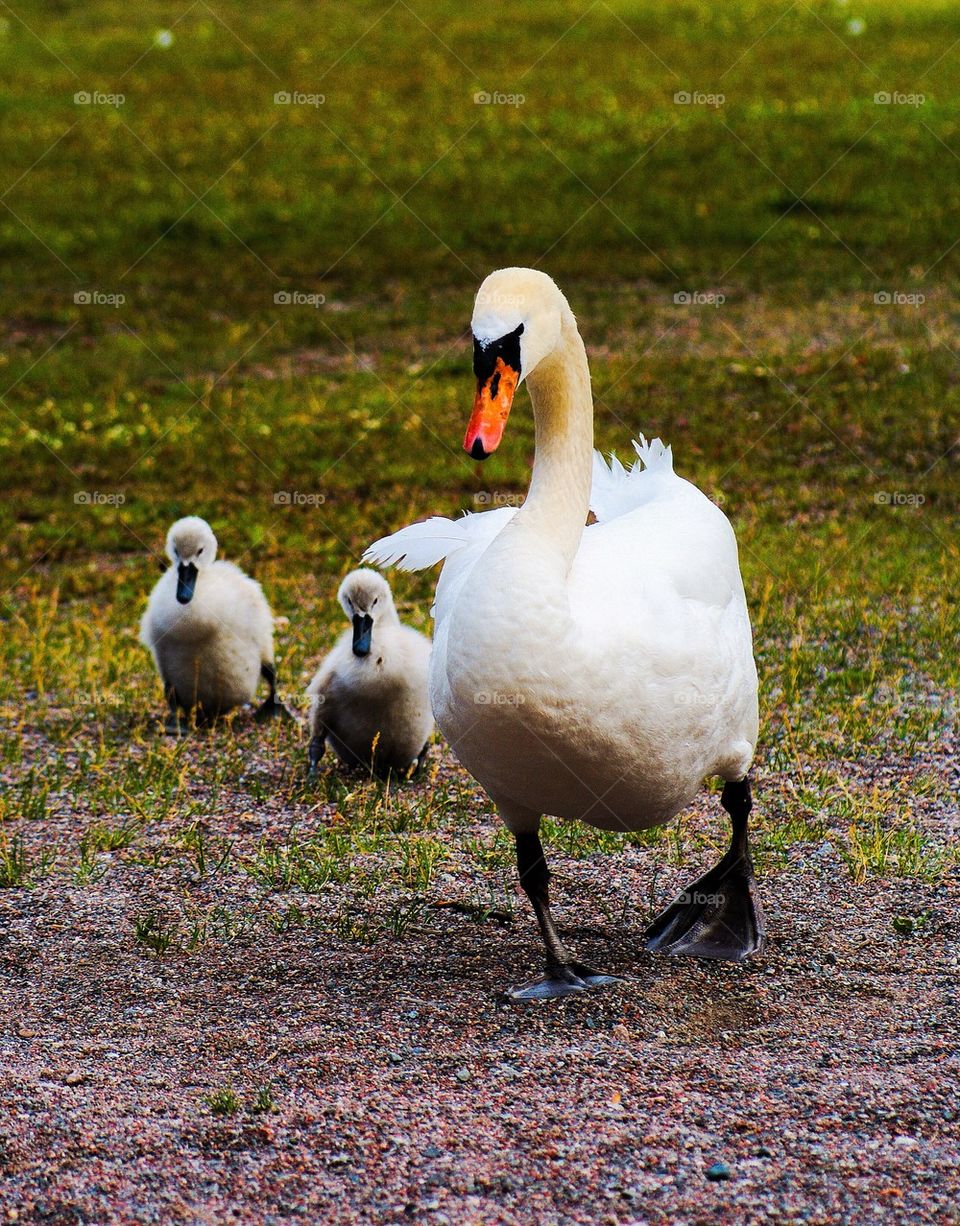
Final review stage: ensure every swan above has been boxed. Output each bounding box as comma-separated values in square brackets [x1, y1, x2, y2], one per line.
[364, 267, 763, 1000]
[140, 516, 290, 734]
[306, 568, 433, 779]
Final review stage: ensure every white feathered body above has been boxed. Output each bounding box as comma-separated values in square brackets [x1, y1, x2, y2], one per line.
[307, 624, 433, 772]
[140, 560, 274, 714]
[366, 441, 757, 832]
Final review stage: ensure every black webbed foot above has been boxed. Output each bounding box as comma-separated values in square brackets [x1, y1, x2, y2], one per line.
[645, 779, 765, 961]
[506, 962, 620, 1002]
[644, 852, 764, 960]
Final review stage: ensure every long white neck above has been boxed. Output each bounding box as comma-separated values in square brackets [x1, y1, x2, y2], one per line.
[514, 308, 593, 569]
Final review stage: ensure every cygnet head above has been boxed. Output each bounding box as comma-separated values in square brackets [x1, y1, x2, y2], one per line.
[166, 516, 218, 605]
[465, 267, 569, 461]
[338, 568, 395, 658]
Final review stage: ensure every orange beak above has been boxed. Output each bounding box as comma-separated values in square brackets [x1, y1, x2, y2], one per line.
[464, 356, 519, 461]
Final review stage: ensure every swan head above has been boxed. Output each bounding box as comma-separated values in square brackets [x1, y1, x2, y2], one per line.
[166, 516, 217, 605]
[338, 568, 395, 657]
[465, 267, 564, 460]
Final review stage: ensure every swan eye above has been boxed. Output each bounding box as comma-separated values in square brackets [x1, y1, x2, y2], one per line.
[372, 597, 378, 606]
[197, 548, 203, 556]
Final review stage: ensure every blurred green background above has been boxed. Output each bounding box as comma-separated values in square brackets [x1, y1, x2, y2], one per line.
[0, 0, 955, 742]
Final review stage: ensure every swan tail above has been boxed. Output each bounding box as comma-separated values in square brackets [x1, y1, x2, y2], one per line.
[590, 434, 675, 522]
[363, 516, 473, 572]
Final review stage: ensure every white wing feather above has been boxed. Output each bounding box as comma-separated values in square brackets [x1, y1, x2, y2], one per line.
[363, 516, 475, 571]
[364, 506, 518, 621]
[364, 434, 681, 615]
[366, 434, 679, 570]
[590, 434, 676, 523]
[364, 508, 516, 572]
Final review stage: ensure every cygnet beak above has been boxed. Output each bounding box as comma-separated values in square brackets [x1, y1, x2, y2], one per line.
[352, 612, 374, 657]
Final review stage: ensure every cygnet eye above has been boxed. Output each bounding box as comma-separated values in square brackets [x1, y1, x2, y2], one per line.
[372, 597, 379, 606]
[197, 547, 204, 555]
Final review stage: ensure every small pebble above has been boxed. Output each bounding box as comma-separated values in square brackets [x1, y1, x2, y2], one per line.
[455, 1067, 471, 1083]
[65, 1071, 87, 1086]
[706, 1162, 731, 1182]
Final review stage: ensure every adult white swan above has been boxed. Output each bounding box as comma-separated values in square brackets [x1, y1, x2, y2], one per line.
[365, 267, 763, 999]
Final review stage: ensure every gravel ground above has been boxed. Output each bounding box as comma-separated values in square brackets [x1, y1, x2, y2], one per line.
[1, 735, 958, 1226]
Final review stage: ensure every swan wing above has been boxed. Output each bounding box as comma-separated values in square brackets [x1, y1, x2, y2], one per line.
[579, 470, 743, 614]
[364, 506, 517, 620]
[589, 435, 678, 523]
[363, 516, 476, 571]
[364, 507, 516, 572]
[366, 431, 674, 574]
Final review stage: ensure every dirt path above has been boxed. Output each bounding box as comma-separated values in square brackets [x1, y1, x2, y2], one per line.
[2, 798, 957, 1225]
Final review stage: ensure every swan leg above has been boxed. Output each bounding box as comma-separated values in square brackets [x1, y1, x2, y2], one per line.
[644, 778, 765, 961]
[163, 684, 187, 737]
[307, 733, 326, 778]
[507, 831, 620, 1002]
[254, 662, 294, 723]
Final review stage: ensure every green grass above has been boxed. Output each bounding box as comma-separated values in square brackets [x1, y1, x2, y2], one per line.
[203, 1087, 242, 1117]
[133, 910, 177, 956]
[0, 1, 956, 936]
[0, 834, 42, 886]
[202, 1084, 276, 1116]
